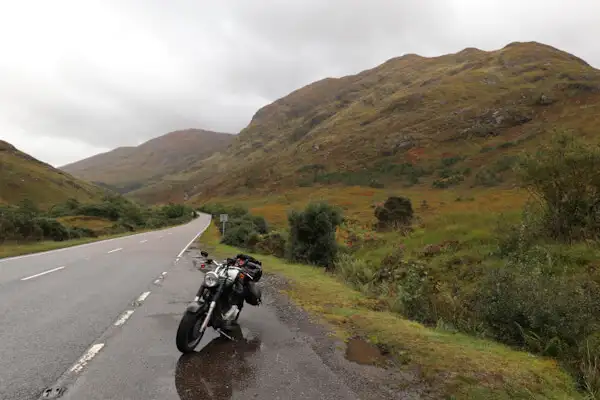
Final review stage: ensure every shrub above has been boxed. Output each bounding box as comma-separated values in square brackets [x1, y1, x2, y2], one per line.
[287, 202, 343, 268]
[477, 252, 600, 358]
[34, 218, 70, 241]
[78, 203, 120, 221]
[517, 133, 600, 241]
[375, 196, 413, 231]
[160, 203, 189, 219]
[221, 220, 257, 248]
[254, 230, 287, 257]
[251, 215, 269, 234]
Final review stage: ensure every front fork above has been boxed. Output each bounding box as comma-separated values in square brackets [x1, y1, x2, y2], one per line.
[200, 301, 217, 332]
[198, 284, 225, 333]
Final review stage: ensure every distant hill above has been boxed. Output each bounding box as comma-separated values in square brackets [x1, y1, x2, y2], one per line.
[105, 42, 600, 204]
[0, 140, 105, 207]
[61, 129, 234, 195]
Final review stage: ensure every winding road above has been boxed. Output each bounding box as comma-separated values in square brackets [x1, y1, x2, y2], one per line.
[0, 215, 383, 400]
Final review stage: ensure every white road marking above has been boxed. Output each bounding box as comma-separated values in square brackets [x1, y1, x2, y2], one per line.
[168, 232, 173, 235]
[69, 343, 105, 374]
[107, 248, 123, 254]
[0, 230, 152, 263]
[154, 279, 160, 284]
[114, 310, 135, 326]
[140, 240, 148, 244]
[20, 266, 65, 281]
[161, 271, 167, 276]
[176, 220, 211, 259]
[137, 291, 151, 302]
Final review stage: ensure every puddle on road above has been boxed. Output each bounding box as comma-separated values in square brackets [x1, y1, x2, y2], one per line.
[345, 337, 388, 366]
[175, 326, 262, 400]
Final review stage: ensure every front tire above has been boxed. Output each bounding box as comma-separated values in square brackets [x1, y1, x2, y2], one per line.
[176, 310, 207, 353]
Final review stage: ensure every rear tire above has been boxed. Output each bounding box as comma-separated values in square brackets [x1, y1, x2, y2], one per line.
[176, 310, 207, 353]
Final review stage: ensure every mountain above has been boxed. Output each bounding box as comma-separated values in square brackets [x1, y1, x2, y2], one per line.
[0, 140, 105, 207]
[125, 42, 600, 203]
[61, 129, 234, 194]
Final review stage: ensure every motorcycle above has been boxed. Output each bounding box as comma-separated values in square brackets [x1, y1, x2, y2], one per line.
[176, 251, 263, 354]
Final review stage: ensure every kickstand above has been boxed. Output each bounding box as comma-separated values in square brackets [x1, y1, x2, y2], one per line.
[216, 329, 235, 341]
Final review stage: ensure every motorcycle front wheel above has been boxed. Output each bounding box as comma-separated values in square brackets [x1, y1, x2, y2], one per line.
[176, 310, 208, 353]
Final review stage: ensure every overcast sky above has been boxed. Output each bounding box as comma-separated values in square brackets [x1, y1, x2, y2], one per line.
[0, 0, 598, 166]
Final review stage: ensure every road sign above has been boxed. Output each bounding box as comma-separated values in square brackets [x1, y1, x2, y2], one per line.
[220, 214, 228, 235]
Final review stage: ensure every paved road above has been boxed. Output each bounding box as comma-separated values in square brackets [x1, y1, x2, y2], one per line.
[0, 214, 405, 400]
[57, 246, 364, 400]
[0, 215, 211, 400]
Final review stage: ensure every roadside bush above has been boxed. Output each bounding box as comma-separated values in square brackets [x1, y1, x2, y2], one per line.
[34, 217, 70, 241]
[375, 196, 413, 231]
[287, 202, 343, 268]
[1, 195, 192, 244]
[517, 133, 600, 241]
[67, 227, 97, 239]
[254, 230, 287, 257]
[221, 222, 256, 248]
[77, 203, 120, 221]
[160, 203, 189, 219]
[478, 259, 600, 354]
[250, 215, 268, 234]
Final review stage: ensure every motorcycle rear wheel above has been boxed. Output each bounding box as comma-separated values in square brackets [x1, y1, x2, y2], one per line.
[176, 310, 207, 353]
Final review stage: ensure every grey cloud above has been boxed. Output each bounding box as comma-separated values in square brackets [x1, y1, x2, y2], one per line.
[0, 0, 599, 166]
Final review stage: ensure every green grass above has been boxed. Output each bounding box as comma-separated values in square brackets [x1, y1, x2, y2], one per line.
[198, 223, 581, 399]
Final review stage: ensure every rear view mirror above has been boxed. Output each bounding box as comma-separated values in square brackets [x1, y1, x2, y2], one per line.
[200, 251, 209, 257]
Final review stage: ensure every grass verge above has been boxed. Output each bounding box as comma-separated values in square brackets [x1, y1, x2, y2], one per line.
[198, 222, 580, 399]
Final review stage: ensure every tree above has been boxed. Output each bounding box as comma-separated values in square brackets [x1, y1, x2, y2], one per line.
[287, 202, 343, 268]
[375, 196, 413, 231]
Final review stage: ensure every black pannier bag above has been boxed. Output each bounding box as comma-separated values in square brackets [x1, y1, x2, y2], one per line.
[244, 281, 262, 306]
[236, 254, 263, 282]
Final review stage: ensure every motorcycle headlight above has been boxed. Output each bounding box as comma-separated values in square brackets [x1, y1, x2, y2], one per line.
[203, 271, 219, 288]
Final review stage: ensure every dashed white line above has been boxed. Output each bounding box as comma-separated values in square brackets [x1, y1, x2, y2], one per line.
[137, 291, 151, 302]
[114, 310, 135, 326]
[140, 240, 148, 244]
[154, 279, 161, 284]
[168, 232, 173, 235]
[20, 266, 65, 281]
[107, 248, 123, 254]
[161, 271, 167, 276]
[69, 343, 105, 374]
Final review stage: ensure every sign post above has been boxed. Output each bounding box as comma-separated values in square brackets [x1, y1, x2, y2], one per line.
[219, 214, 228, 235]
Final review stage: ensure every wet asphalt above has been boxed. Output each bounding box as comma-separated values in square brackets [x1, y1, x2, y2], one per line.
[0, 216, 210, 400]
[58, 242, 364, 400]
[1, 213, 419, 400]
